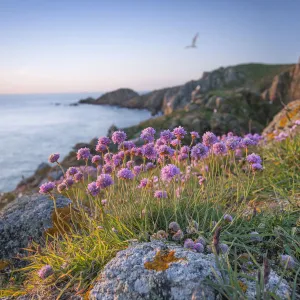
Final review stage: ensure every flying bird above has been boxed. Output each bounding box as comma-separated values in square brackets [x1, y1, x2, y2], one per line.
[185, 33, 198, 49]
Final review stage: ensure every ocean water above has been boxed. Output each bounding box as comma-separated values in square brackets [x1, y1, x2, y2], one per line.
[0, 93, 151, 192]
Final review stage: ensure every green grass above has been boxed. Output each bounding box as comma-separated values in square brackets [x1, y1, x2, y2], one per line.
[1, 133, 299, 299]
[234, 63, 294, 91]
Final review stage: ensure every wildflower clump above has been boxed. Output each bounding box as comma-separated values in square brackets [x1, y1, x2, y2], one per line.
[22, 123, 300, 298]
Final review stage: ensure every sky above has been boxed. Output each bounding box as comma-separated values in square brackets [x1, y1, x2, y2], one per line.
[0, 0, 299, 94]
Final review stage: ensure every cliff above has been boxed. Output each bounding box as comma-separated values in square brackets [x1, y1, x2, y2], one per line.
[78, 63, 293, 116]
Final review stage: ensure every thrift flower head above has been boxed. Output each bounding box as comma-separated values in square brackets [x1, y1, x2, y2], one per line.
[146, 162, 155, 170]
[154, 190, 167, 199]
[280, 255, 296, 269]
[224, 214, 233, 223]
[112, 154, 122, 167]
[74, 172, 84, 182]
[225, 137, 240, 151]
[140, 127, 156, 143]
[57, 183, 67, 193]
[160, 130, 174, 143]
[194, 243, 204, 253]
[38, 265, 53, 279]
[119, 141, 135, 151]
[180, 146, 190, 154]
[97, 136, 110, 146]
[171, 139, 181, 147]
[246, 153, 262, 164]
[142, 143, 157, 160]
[104, 153, 113, 164]
[92, 155, 101, 165]
[133, 165, 142, 176]
[202, 131, 218, 147]
[213, 142, 227, 155]
[126, 160, 135, 168]
[219, 243, 229, 254]
[251, 163, 263, 171]
[102, 164, 113, 174]
[191, 143, 209, 160]
[64, 177, 74, 188]
[241, 137, 255, 148]
[77, 147, 90, 161]
[275, 132, 289, 142]
[295, 120, 300, 125]
[173, 126, 187, 140]
[66, 167, 78, 176]
[39, 182, 55, 194]
[48, 153, 60, 163]
[184, 239, 195, 249]
[138, 178, 150, 188]
[190, 131, 199, 139]
[178, 153, 188, 161]
[117, 168, 134, 180]
[96, 174, 114, 189]
[95, 143, 107, 153]
[172, 229, 184, 241]
[168, 221, 180, 233]
[87, 182, 100, 197]
[161, 164, 180, 182]
[195, 236, 206, 246]
[112, 130, 127, 144]
[131, 147, 143, 157]
[158, 145, 174, 156]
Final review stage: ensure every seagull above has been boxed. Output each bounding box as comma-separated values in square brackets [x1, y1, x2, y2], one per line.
[185, 33, 198, 49]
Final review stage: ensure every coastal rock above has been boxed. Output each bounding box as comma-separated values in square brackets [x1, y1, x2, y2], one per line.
[0, 194, 70, 259]
[79, 88, 139, 107]
[89, 241, 290, 300]
[262, 99, 300, 136]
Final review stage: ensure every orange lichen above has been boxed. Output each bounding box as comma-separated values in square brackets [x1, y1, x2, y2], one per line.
[278, 104, 300, 128]
[144, 249, 185, 271]
[238, 280, 248, 293]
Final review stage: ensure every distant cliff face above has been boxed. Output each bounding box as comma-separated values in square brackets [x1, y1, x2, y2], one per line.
[78, 63, 294, 116]
[261, 62, 300, 111]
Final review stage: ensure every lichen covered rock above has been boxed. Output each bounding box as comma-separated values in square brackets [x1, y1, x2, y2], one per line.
[0, 194, 70, 259]
[89, 241, 290, 300]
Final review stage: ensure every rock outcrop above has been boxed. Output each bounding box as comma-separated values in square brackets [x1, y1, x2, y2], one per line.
[79, 88, 139, 107]
[90, 241, 290, 300]
[79, 64, 294, 116]
[0, 194, 70, 259]
[261, 62, 300, 113]
[262, 99, 300, 136]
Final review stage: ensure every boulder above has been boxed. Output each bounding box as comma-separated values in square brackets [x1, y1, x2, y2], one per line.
[89, 241, 290, 300]
[0, 194, 70, 259]
[263, 99, 300, 136]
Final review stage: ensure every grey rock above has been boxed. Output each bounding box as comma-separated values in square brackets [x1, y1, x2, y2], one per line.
[0, 194, 71, 259]
[90, 241, 291, 300]
[90, 241, 219, 300]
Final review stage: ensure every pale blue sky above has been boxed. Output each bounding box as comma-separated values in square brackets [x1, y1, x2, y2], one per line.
[0, 0, 299, 94]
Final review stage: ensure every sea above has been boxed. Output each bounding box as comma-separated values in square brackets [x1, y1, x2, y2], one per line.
[0, 93, 151, 192]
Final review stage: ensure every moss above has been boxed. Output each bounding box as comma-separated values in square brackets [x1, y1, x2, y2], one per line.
[144, 249, 185, 271]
